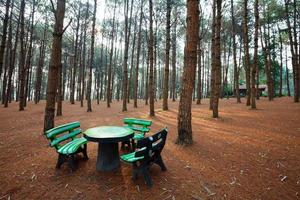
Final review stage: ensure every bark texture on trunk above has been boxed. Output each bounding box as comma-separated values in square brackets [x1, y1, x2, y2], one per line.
[209, 0, 216, 110]
[35, 22, 47, 104]
[177, 0, 199, 145]
[171, 6, 177, 102]
[107, 1, 116, 108]
[279, 29, 283, 97]
[162, 0, 172, 110]
[87, 0, 97, 112]
[251, 0, 258, 109]
[0, 0, 11, 78]
[122, 0, 133, 111]
[149, 0, 155, 116]
[70, 8, 81, 104]
[196, 41, 202, 105]
[243, 0, 251, 106]
[44, 0, 66, 131]
[18, 0, 26, 111]
[212, 0, 222, 118]
[284, 0, 299, 102]
[134, 2, 144, 108]
[4, 0, 18, 107]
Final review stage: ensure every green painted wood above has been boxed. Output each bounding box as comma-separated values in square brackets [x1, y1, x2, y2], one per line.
[120, 151, 144, 163]
[123, 118, 152, 127]
[46, 121, 80, 139]
[50, 129, 81, 147]
[125, 126, 150, 133]
[84, 126, 134, 139]
[133, 133, 145, 140]
[57, 137, 87, 155]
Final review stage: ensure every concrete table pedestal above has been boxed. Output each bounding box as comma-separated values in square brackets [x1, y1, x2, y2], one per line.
[84, 126, 134, 171]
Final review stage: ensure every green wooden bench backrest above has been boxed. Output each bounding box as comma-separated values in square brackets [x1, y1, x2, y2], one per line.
[124, 118, 152, 127]
[135, 128, 168, 159]
[44, 121, 81, 150]
[123, 118, 152, 134]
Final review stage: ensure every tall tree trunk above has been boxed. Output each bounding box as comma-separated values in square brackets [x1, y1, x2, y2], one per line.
[77, 29, 83, 102]
[209, 1, 216, 110]
[171, 6, 177, 102]
[0, 0, 11, 78]
[4, 0, 18, 107]
[24, 0, 35, 107]
[107, 1, 117, 108]
[196, 42, 202, 105]
[212, 0, 222, 118]
[284, 0, 299, 102]
[251, 0, 258, 109]
[127, 17, 137, 103]
[162, 0, 172, 110]
[177, 0, 199, 145]
[56, 59, 62, 116]
[266, 9, 274, 100]
[70, 8, 81, 104]
[62, 55, 67, 100]
[96, 41, 103, 105]
[44, 0, 66, 131]
[35, 22, 47, 104]
[148, 0, 155, 116]
[81, 2, 89, 107]
[286, 46, 291, 96]
[134, 1, 144, 108]
[206, 50, 210, 97]
[153, 20, 158, 101]
[145, 44, 149, 105]
[243, 0, 251, 106]
[18, 0, 26, 111]
[122, 0, 133, 111]
[261, 10, 274, 101]
[87, 0, 97, 112]
[2, 0, 14, 105]
[279, 29, 283, 97]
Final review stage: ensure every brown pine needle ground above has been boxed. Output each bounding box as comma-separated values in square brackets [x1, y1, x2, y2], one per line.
[0, 97, 299, 199]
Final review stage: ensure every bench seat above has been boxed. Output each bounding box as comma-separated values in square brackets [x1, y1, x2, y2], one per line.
[120, 151, 144, 163]
[124, 125, 150, 134]
[44, 121, 88, 170]
[120, 128, 168, 187]
[122, 118, 152, 150]
[58, 137, 88, 155]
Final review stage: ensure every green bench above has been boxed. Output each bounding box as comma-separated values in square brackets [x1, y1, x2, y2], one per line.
[120, 128, 168, 187]
[121, 118, 152, 150]
[44, 121, 88, 170]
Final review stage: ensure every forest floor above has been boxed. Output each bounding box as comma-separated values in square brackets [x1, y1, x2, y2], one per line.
[0, 97, 299, 200]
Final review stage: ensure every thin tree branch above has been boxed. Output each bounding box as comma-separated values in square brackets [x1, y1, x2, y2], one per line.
[50, 0, 57, 20]
[62, 19, 73, 34]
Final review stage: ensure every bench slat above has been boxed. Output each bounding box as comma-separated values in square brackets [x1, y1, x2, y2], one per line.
[57, 137, 87, 155]
[50, 129, 82, 147]
[46, 121, 80, 139]
[124, 125, 149, 133]
[123, 118, 152, 127]
[120, 151, 144, 163]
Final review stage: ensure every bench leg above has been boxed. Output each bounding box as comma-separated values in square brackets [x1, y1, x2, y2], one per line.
[121, 140, 131, 150]
[68, 155, 76, 171]
[131, 163, 138, 181]
[56, 154, 66, 169]
[131, 139, 136, 151]
[82, 144, 89, 160]
[141, 166, 153, 187]
[155, 154, 167, 171]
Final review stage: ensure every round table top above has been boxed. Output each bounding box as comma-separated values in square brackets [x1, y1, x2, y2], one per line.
[84, 126, 134, 143]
